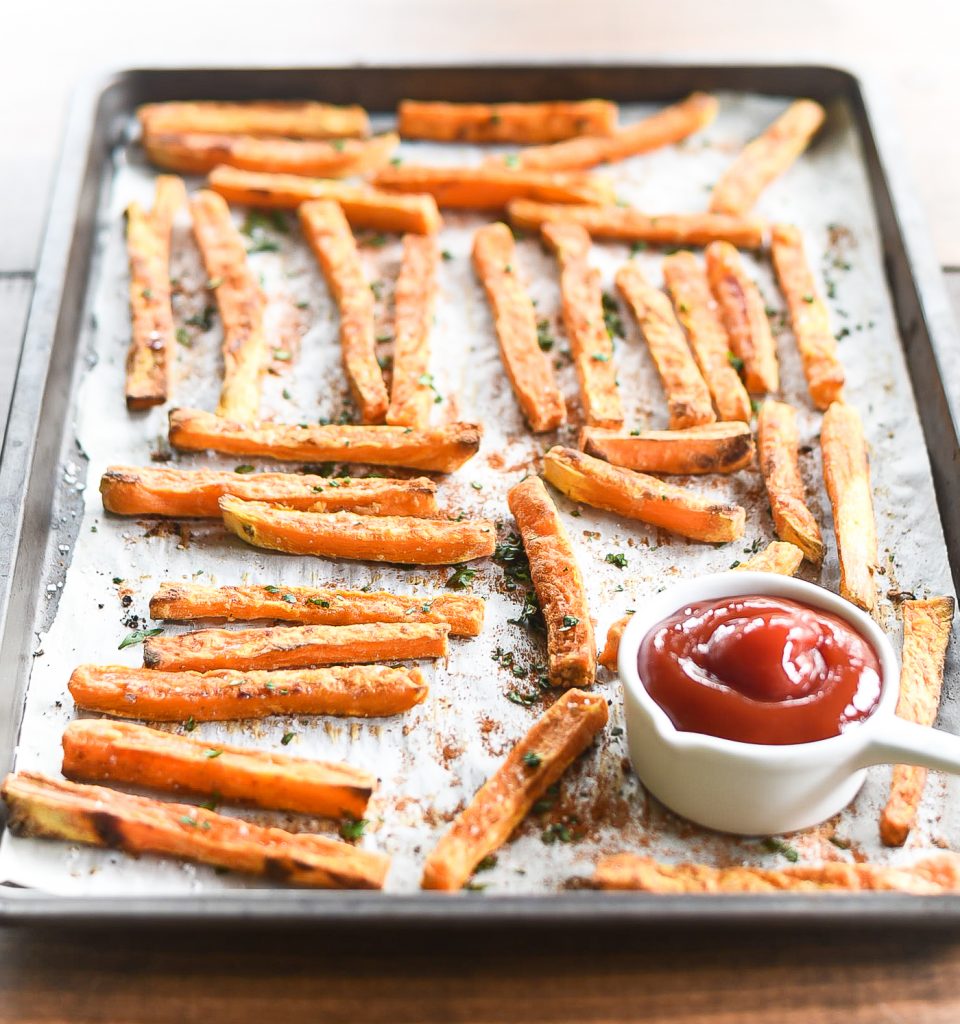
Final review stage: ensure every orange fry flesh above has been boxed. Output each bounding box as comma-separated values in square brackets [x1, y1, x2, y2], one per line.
[138, 100, 370, 140]
[580, 422, 754, 475]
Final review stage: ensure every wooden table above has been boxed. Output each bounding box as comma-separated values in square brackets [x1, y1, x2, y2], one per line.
[2, 2, 959, 1020]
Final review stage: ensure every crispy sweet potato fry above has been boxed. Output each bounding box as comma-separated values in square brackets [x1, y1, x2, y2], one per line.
[598, 616, 630, 672]
[821, 402, 878, 611]
[880, 597, 956, 847]
[208, 166, 442, 235]
[62, 719, 375, 819]
[421, 689, 608, 890]
[2, 772, 388, 889]
[542, 222, 622, 428]
[125, 175, 186, 410]
[220, 496, 496, 565]
[771, 224, 844, 409]
[663, 251, 751, 423]
[150, 582, 484, 637]
[580, 422, 754, 475]
[143, 621, 450, 673]
[472, 223, 565, 432]
[69, 663, 428, 720]
[615, 262, 715, 429]
[190, 190, 267, 422]
[138, 101, 370, 140]
[385, 234, 439, 428]
[300, 200, 388, 423]
[508, 200, 767, 249]
[168, 407, 481, 473]
[710, 99, 825, 216]
[543, 446, 745, 543]
[705, 241, 779, 394]
[397, 99, 618, 144]
[508, 477, 596, 688]
[757, 400, 824, 565]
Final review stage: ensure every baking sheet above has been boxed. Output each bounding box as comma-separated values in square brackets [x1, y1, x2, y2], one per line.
[1, 92, 956, 896]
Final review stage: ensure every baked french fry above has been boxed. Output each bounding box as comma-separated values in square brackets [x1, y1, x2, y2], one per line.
[542, 222, 622, 428]
[62, 719, 375, 819]
[150, 582, 484, 637]
[385, 234, 439, 428]
[710, 99, 825, 216]
[220, 496, 496, 565]
[580, 422, 754, 475]
[168, 407, 481, 473]
[508, 200, 767, 249]
[472, 223, 565, 432]
[508, 477, 596, 688]
[615, 262, 715, 429]
[543, 446, 745, 543]
[125, 175, 186, 410]
[734, 540, 805, 576]
[143, 621, 450, 673]
[69, 663, 428, 720]
[421, 689, 608, 890]
[598, 616, 630, 672]
[771, 224, 844, 409]
[2, 772, 388, 890]
[757, 400, 824, 565]
[138, 100, 370, 140]
[821, 402, 877, 611]
[397, 99, 618, 144]
[190, 190, 267, 422]
[705, 241, 779, 394]
[208, 166, 442, 235]
[880, 596, 956, 846]
[300, 200, 388, 423]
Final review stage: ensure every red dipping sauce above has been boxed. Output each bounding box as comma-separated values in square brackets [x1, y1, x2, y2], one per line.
[637, 595, 882, 745]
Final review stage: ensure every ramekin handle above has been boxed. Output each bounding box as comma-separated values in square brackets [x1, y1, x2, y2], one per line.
[859, 717, 960, 774]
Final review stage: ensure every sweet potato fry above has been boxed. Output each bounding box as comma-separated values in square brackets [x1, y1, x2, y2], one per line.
[143, 621, 450, 673]
[880, 596, 956, 847]
[138, 101, 370, 140]
[734, 540, 805, 576]
[710, 99, 825, 216]
[168, 407, 481, 473]
[663, 251, 751, 423]
[100, 465, 437, 518]
[300, 200, 387, 423]
[543, 446, 745, 543]
[397, 99, 618, 144]
[508, 477, 596, 688]
[580, 422, 754, 475]
[124, 175, 186, 410]
[208, 166, 441, 235]
[69, 663, 428, 720]
[190, 190, 267, 422]
[2, 772, 388, 889]
[615, 262, 715, 429]
[771, 224, 844, 409]
[541, 222, 622, 428]
[385, 234, 439, 428]
[421, 689, 608, 890]
[472, 223, 565, 432]
[821, 402, 878, 611]
[598, 616, 630, 672]
[757, 400, 824, 565]
[150, 582, 484, 637]
[62, 719, 375, 819]
[220, 496, 496, 565]
[705, 241, 779, 394]
[508, 200, 767, 249]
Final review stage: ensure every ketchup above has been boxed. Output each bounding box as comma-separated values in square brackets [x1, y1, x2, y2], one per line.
[637, 595, 882, 745]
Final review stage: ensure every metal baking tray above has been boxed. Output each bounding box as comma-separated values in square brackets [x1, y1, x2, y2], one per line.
[1, 62, 959, 928]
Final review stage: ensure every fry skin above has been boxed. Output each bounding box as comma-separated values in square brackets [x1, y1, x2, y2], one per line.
[710, 99, 825, 216]
[580, 422, 754, 475]
[472, 223, 565, 432]
[138, 100, 370, 140]
[62, 719, 375, 819]
[542, 222, 622, 428]
[543, 446, 745, 543]
[421, 689, 608, 890]
[2, 772, 388, 890]
[880, 596, 956, 846]
[757, 400, 824, 565]
[300, 200, 388, 423]
[508, 477, 596, 688]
